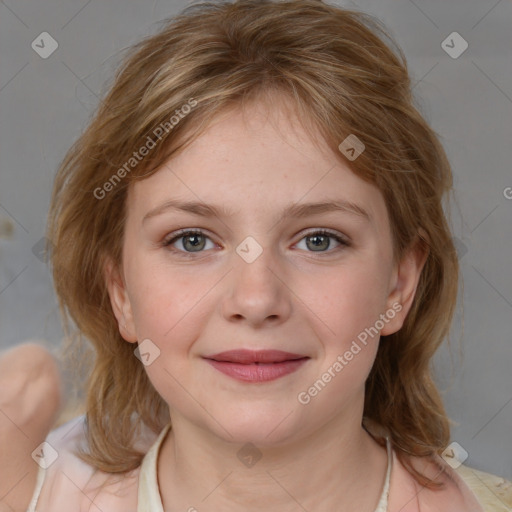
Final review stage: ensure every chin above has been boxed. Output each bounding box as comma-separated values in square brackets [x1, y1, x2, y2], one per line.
[209, 408, 304, 446]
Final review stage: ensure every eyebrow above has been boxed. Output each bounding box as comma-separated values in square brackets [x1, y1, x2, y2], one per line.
[142, 198, 372, 225]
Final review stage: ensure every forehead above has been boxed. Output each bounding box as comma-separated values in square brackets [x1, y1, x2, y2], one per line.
[127, 99, 389, 233]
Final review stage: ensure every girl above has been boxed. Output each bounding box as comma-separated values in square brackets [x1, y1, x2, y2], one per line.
[10, 0, 512, 510]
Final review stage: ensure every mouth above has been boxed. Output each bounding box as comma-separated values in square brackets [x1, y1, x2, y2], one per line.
[203, 349, 309, 364]
[202, 349, 310, 382]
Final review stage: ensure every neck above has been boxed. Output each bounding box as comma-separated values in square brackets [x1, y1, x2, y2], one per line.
[157, 407, 388, 512]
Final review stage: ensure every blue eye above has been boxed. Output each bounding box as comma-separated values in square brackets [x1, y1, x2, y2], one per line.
[162, 228, 349, 257]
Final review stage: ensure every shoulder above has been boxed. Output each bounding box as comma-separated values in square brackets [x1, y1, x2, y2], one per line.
[388, 449, 488, 512]
[32, 415, 158, 512]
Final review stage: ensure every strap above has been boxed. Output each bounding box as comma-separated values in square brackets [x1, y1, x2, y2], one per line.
[373, 436, 392, 512]
[25, 465, 46, 512]
[137, 423, 171, 512]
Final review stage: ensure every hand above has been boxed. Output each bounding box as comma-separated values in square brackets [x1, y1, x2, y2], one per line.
[0, 342, 62, 511]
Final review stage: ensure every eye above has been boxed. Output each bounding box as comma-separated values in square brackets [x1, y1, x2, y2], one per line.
[295, 229, 349, 253]
[162, 228, 350, 257]
[162, 229, 216, 256]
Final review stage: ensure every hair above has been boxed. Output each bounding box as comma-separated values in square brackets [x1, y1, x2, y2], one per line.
[47, 0, 459, 489]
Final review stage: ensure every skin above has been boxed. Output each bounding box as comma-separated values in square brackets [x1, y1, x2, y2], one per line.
[106, 94, 428, 512]
[0, 343, 62, 512]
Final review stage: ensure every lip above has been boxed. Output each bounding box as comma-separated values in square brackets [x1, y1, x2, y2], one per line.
[204, 349, 308, 364]
[202, 349, 310, 383]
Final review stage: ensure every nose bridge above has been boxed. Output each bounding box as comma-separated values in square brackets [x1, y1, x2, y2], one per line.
[233, 233, 278, 292]
[221, 234, 291, 325]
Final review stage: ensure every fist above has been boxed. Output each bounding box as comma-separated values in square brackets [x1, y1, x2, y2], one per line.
[0, 342, 62, 511]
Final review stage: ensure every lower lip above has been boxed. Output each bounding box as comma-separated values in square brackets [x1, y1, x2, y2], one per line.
[205, 358, 309, 382]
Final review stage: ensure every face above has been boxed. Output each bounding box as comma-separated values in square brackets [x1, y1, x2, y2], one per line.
[106, 96, 426, 446]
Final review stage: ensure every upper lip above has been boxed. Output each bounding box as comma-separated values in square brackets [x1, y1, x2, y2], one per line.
[204, 349, 309, 364]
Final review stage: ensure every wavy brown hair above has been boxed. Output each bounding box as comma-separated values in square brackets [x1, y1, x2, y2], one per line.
[47, 0, 459, 489]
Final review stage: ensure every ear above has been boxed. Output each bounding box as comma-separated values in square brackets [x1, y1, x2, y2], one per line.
[104, 257, 138, 343]
[381, 229, 429, 336]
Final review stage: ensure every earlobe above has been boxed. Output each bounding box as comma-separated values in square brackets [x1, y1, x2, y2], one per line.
[104, 258, 138, 343]
[381, 230, 429, 336]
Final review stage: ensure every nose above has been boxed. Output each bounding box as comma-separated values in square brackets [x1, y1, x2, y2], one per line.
[220, 240, 292, 328]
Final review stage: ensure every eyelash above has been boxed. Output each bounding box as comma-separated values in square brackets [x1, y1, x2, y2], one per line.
[161, 228, 350, 258]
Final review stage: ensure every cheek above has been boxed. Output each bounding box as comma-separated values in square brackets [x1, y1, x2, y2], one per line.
[297, 266, 387, 407]
[300, 256, 390, 391]
[302, 257, 389, 340]
[125, 258, 203, 337]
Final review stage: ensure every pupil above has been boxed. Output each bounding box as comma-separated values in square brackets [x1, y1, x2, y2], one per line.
[185, 234, 204, 251]
[308, 235, 328, 251]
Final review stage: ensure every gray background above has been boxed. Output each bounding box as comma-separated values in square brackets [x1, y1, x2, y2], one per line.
[1, 0, 511, 481]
